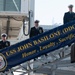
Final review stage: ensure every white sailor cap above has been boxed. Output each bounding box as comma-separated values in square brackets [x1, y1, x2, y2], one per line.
[1, 33, 7, 37]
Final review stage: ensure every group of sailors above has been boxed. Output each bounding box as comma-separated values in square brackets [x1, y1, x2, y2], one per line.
[0, 4, 75, 75]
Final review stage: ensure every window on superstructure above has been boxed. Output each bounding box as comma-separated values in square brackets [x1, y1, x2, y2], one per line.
[0, 0, 21, 11]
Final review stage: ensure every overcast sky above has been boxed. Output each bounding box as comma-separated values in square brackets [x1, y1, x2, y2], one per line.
[34, 0, 75, 25]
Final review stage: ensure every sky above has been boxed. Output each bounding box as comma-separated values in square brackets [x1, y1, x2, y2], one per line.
[34, 0, 75, 25]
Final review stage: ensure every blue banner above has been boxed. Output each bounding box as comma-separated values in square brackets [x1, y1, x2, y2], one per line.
[0, 21, 75, 72]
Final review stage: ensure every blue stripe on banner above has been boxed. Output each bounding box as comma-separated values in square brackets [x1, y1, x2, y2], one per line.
[0, 21, 75, 72]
